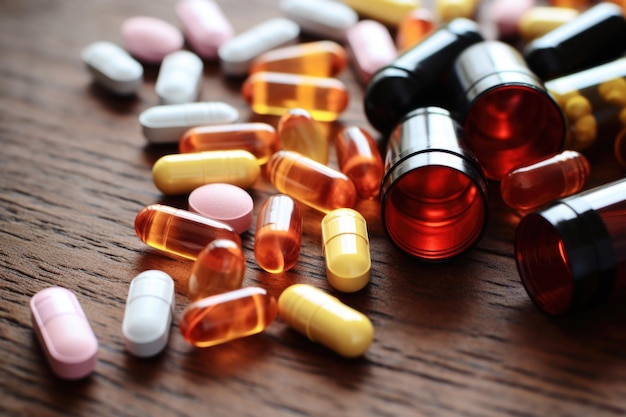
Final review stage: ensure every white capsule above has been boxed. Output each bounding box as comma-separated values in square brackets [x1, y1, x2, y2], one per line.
[156, 50, 204, 105]
[139, 101, 240, 144]
[280, 0, 358, 42]
[81, 41, 143, 95]
[218, 18, 300, 77]
[122, 270, 175, 358]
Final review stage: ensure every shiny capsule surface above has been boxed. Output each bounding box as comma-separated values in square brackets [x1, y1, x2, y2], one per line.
[134, 204, 241, 260]
[250, 41, 347, 77]
[280, 0, 358, 41]
[179, 287, 277, 347]
[268, 150, 357, 213]
[519, 7, 580, 41]
[341, 0, 422, 26]
[396, 8, 436, 51]
[278, 108, 328, 164]
[188, 239, 245, 301]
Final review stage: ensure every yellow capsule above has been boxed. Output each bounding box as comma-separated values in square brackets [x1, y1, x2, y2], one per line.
[599, 77, 626, 105]
[277, 284, 374, 358]
[249, 41, 347, 77]
[277, 108, 329, 164]
[564, 94, 592, 120]
[519, 7, 580, 41]
[571, 113, 598, 150]
[342, 0, 421, 26]
[152, 150, 260, 195]
[435, 0, 479, 22]
[321, 208, 370, 293]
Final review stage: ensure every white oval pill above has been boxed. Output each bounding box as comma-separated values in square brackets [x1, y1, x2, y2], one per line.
[218, 17, 300, 77]
[280, 0, 358, 42]
[156, 50, 204, 104]
[139, 101, 240, 144]
[122, 270, 175, 358]
[81, 41, 143, 95]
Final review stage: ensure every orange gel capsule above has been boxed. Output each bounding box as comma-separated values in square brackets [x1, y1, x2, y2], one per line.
[179, 287, 277, 347]
[500, 150, 590, 211]
[335, 126, 384, 200]
[249, 41, 347, 77]
[268, 150, 357, 213]
[254, 194, 303, 273]
[242, 71, 349, 122]
[278, 108, 328, 164]
[134, 204, 241, 260]
[179, 123, 279, 165]
[396, 8, 436, 52]
[188, 239, 245, 301]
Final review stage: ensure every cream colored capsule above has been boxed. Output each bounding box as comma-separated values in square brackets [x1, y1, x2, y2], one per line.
[341, 0, 421, 26]
[519, 7, 580, 41]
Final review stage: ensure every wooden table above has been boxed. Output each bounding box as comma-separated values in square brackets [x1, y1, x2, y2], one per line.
[2, 0, 626, 416]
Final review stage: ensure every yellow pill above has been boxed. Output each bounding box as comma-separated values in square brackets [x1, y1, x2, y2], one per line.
[152, 150, 260, 195]
[321, 208, 371, 293]
[341, 0, 421, 27]
[599, 77, 626, 105]
[277, 284, 374, 358]
[564, 95, 592, 120]
[519, 7, 580, 41]
[435, 0, 479, 22]
[571, 113, 597, 150]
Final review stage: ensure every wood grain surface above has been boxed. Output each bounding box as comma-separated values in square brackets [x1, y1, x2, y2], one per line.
[2, 0, 626, 416]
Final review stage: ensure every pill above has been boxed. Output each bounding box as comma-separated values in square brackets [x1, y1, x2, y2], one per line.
[518, 7, 580, 41]
[564, 95, 592, 120]
[122, 270, 175, 358]
[250, 41, 347, 78]
[268, 150, 357, 213]
[176, 0, 234, 59]
[396, 8, 436, 52]
[277, 284, 374, 358]
[435, 0, 479, 22]
[254, 194, 303, 273]
[341, 0, 422, 27]
[81, 41, 143, 95]
[489, 0, 536, 39]
[599, 77, 626, 105]
[242, 72, 349, 121]
[571, 113, 598, 150]
[277, 108, 328, 164]
[139, 101, 239, 144]
[547, 0, 591, 9]
[134, 204, 241, 260]
[346, 20, 397, 86]
[188, 239, 245, 300]
[188, 183, 254, 234]
[179, 287, 278, 347]
[30, 287, 98, 379]
[218, 18, 300, 77]
[179, 123, 279, 164]
[121, 16, 184, 64]
[280, 0, 358, 41]
[155, 50, 203, 104]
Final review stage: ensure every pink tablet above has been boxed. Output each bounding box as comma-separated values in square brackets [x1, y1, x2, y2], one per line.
[188, 183, 254, 234]
[176, 0, 234, 59]
[121, 16, 184, 64]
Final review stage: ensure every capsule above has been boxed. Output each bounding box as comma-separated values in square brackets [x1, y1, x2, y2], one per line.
[280, 0, 358, 41]
[249, 41, 348, 78]
[242, 72, 349, 122]
[489, 0, 536, 39]
[30, 287, 98, 380]
[435, 0, 480, 22]
[277, 108, 328, 164]
[268, 150, 357, 213]
[254, 194, 303, 274]
[188, 239, 245, 301]
[175, 0, 234, 60]
[547, 0, 591, 9]
[81, 41, 143, 95]
[335, 126, 384, 200]
[134, 204, 241, 260]
[139, 102, 239, 144]
[321, 209, 371, 293]
[155, 50, 203, 105]
[396, 8, 436, 52]
[179, 287, 277, 347]
[341, 0, 422, 27]
[519, 7, 580, 41]
[346, 20, 397, 86]
[122, 270, 175, 358]
[277, 284, 374, 358]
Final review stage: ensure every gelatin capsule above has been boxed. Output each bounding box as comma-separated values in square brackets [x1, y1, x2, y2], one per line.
[489, 0, 536, 39]
[396, 8, 436, 51]
[30, 287, 98, 380]
[81, 41, 143, 96]
[122, 270, 175, 358]
[155, 50, 203, 104]
[277, 108, 328, 164]
[254, 194, 303, 274]
[121, 16, 184, 64]
[134, 204, 241, 260]
[188, 239, 245, 301]
[152, 149, 260, 195]
[280, 0, 358, 41]
[335, 126, 384, 200]
[321, 208, 371, 293]
[518, 7, 580, 41]
[250, 41, 348, 78]
[341, 0, 422, 27]
[268, 150, 357, 213]
[179, 287, 277, 347]
[435, 0, 480, 22]
[277, 284, 374, 358]
[500, 150, 590, 211]
[176, 0, 234, 60]
[346, 20, 397, 85]
[179, 123, 279, 165]
[547, 0, 591, 9]
[242, 72, 349, 122]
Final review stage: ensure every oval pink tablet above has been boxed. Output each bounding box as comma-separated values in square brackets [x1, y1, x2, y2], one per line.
[176, 0, 234, 59]
[121, 16, 184, 64]
[346, 20, 397, 85]
[188, 183, 254, 234]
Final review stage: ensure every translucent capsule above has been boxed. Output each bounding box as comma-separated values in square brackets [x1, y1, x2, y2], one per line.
[346, 20, 397, 85]
[396, 8, 436, 52]
[547, 0, 591, 9]
[155, 50, 203, 104]
[242, 72, 349, 122]
[277, 284, 374, 358]
[519, 7, 580, 41]
[249, 41, 347, 78]
[152, 150, 260, 195]
[341, 0, 422, 27]
[188, 239, 245, 301]
[81, 41, 143, 95]
[179, 287, 277, 347]
[277, 108, 328, 164]
[500, 150, 590, 211]
[268, 150, 357, 213]
[175, 0, 234, 60]
[435, 0, 480, 22]
[254, 194, 303, 274]
[280, 0, 358, 41]
[134, 204, 241, 260]
[335, 126, 384, 200]
[321, 208, 371, 293]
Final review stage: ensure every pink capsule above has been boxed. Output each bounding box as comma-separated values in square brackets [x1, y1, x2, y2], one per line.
[176, 0, 234, 59]
[346, 20, 397, 85]
[121, 16, 184, 64]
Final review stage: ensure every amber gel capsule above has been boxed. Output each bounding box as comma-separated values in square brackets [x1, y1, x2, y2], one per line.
[254, 195, 302, 274]
[396, 8, 436, 52]
[249, 41, 347, 77]
[268, 150, 357, 213]
[179, 287, 277, 347]
[278, 108, 328, 164]
[134, 204, 241, 260]
[188, 239, 245, 301]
